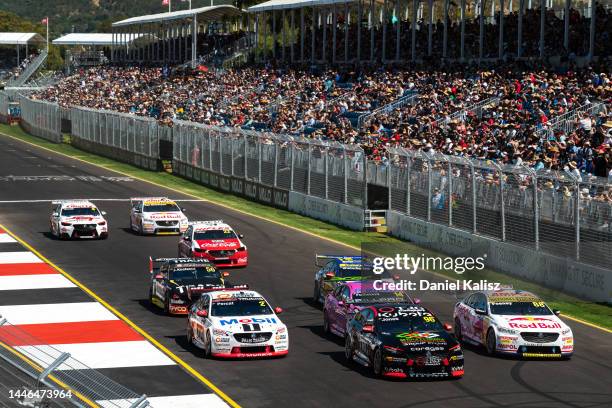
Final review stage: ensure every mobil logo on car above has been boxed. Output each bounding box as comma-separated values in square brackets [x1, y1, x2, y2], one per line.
[220, 317, 278, 326]
[507, 317, 562, 329]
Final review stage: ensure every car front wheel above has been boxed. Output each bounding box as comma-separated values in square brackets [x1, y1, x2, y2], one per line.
[344, 334, 354, 361]
[454, 318, 463, 342]
[313, 282, 320, 303]
[486, 329, 497, 355]
[372, 348, 383, 377]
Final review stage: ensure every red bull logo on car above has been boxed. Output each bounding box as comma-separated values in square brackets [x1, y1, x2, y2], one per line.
[508, 317, 561, 329]
[220, 317, 278, 326]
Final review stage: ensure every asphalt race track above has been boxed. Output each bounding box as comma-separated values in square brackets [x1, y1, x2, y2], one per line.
[0, 134, 611, 408]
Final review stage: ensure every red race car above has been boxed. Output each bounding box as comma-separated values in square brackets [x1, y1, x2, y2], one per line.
[178, 220, 248, 268]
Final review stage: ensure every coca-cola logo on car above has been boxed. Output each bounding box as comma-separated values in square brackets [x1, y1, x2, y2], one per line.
[197, 240, 239, 249]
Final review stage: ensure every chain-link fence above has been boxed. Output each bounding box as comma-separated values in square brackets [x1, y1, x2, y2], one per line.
[70, 107, 160, 170]
[0, 317, 148, 408]
[172, 120, 366, 207]
[381, 147, 611, 270]
[19, 95, 62, 143]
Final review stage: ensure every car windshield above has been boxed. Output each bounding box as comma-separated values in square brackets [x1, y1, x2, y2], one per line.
[351, 291, 412, 304]
[143, 203, 181, 212]
[489, 301, 553, 316]
[61, 207, 100, 217]
[194, 229, 236, 240]
[169, 266, 221, 281]
[211, 298, 272, 317]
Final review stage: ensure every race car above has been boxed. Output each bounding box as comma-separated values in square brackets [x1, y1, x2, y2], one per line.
[313, 255, 398, 304]
[148, 257, 229, 315]
[50, 200, 108, 240]
[130, 197, 188, 235]
[178, 220, 248, 268]
[345, 304, 464, 379]
[324, 281, 419, 337]
[453, 289, 573, 358]
[186, 289, 289, 358]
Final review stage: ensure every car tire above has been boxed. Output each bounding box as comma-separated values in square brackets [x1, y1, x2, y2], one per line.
[372, 348, 383, 377]
[164, 296, 170, 315]
[486, 329, 497, 355]
[323, 310, 330, 335]
[344, 334, 354, 361]
[149, 287, 154, 306]
[204, 332, 212, 358]
[313, 282, 320, 303]
[454, 318, 463, 342]
[186, 323, 194, 346]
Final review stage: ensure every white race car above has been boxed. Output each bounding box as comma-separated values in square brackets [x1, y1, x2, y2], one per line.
[453, 289, 573, 359]
[50, 200, 108, 240]
[187, 289, 289, 358]
[129, 197, 188, 235]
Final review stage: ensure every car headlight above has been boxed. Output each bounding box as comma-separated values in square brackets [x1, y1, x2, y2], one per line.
[213, 328, 231, 336]
[561, 328, 572, 335]
[496, 326, 519, 335]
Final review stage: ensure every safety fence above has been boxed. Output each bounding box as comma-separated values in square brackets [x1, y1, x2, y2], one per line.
[18, 95, 62, 143]
[172, 120, 368, 216]
[70, 107, 161, 171]
[357, 91, 419, 128]
[0, 91, 9, 123]
[0, 316, 148, 408]
[376, 147, 611, 270]
[536, 102, 607, 140]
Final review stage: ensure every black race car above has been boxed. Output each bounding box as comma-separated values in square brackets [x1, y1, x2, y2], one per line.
[148, 257, 228, 315]
[345, 304, 464, 379]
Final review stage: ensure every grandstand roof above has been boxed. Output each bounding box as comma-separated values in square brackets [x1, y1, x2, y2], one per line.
[0, 32, 45, 45]
[112, 5, 242, 28]
[248, 0, 355, 12]
[52, 33, 151, 46]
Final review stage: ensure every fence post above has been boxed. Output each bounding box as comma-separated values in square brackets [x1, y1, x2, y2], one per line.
[406, 155, 411, 215]
[343, 150, 348, 204]
[387, 159, 392, 211]
[231, 135, 235, 176]
[448, 161, 453, 226]
[534, 176, 539, 251]
[324, 147, 329, 200]
[363, 152, 368, 209]
[38, 353, 71, 382]
[307, 144, 311, 195]
[290, 143, 295, 190]
[258, 139, 262, 182]
[219, 132, 223, 174]
[244, 134, 248, 179]
[427, 158, 432, 221]
[208, 132, 213, 170]
[575, 181, 580, 260]
[274, 141, 279, 187]
[500, 169, 506, 241]
[471, 164, 477, 233]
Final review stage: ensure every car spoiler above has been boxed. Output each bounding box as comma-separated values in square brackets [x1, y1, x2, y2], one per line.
[148, 257, 180, 274]
[315, 254, 361, 267]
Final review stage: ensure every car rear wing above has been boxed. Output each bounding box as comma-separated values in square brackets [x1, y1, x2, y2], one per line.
[315, 254, 360, 267]
[148, 257, 178, 274]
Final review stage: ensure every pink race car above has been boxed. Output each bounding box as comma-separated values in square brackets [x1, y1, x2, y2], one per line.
[323, 281, 420, 338]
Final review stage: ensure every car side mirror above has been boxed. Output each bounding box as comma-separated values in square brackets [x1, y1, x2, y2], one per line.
[362, 325, 374, 333]
[324, 272, 335, 279]
[553, 309, 561, 316]
[184, 235, 191, 241]
[239, 234, 244, 239]
[52, 212, 59, 217]
[475, 308, 487, 315]
[196, 310, 208, 317]
[101, 211, 107, 216]
[222, 272, 230, 277]
[181, 208, 187, 212]
[274, 307, 283, 314]
[443, 323, 453, 332]
[154, 274, 163, 280]
[134, 209, 142, 214]
[413, 298, 421, 304]
[337, 301, 344, 306]
[392, 274, 400, 280]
